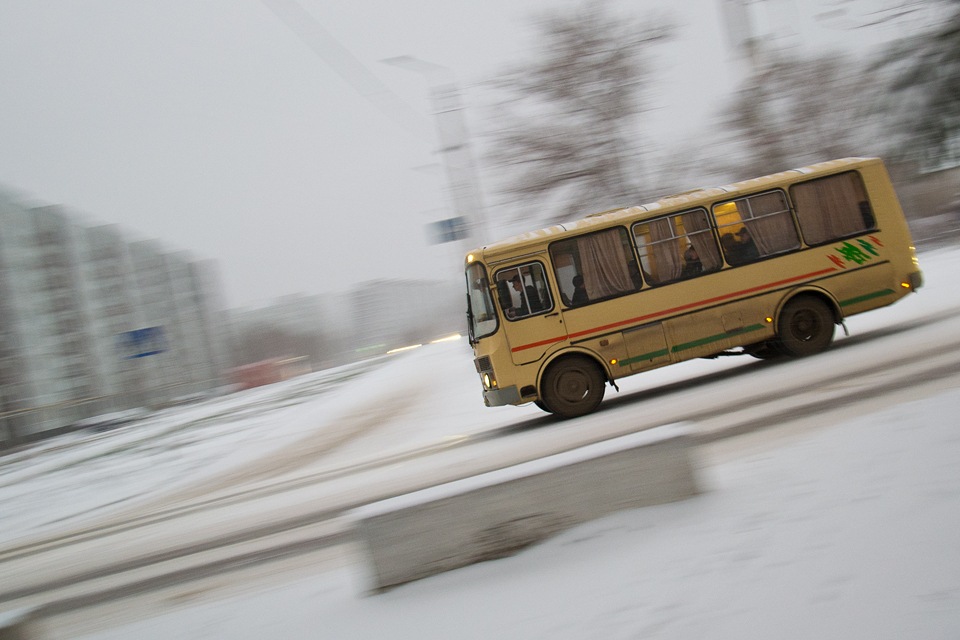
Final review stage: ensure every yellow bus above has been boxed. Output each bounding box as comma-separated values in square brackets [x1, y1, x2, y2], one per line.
[464, 157, 923, 418]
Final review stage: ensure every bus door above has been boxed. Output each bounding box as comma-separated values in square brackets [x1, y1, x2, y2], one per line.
[494, 262, 565, 366]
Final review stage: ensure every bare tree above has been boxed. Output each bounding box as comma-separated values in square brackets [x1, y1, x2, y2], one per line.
[871, 0, 960, 168]
[482, 0, 673, 225]
[718, 52, 885, 179]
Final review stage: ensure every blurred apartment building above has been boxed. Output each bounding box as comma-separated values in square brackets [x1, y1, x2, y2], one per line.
[227, 293, 353, 374]
[0, 191, 228, 447]
[351, 279, 462, 353]
[228, 279, 463, 376]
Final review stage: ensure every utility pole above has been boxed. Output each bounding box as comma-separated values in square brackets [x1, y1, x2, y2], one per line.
[262, 0, 487, 250]
[720, 0, 801, 75]
[384, 56, 487, 249]
[720, 0, 760, 73]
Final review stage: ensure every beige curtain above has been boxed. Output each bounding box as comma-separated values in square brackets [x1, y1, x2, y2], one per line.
[792, 173, 870, 244]
[741, 192, 800, 256]
[682, 210, 722, 272]
[646, 218, 682, 284]
[579, 229, 634, 299]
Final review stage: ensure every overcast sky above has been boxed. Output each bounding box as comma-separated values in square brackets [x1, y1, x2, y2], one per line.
[0, 0, 921, 308]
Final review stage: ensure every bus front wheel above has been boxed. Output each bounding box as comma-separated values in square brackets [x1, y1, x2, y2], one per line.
[540, 356, 605, 419]
[777, 296, 835, 357]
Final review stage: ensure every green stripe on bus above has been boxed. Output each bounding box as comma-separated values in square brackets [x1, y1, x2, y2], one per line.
[840, 289, 896, 307]
[619, 348, 670, 366]
[672, 324, 766, 354]
[618, 323, 766, 367]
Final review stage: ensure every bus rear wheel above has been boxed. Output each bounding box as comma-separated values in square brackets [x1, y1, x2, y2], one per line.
[540, 356, 605, 419]
[777, 296, 835, 357]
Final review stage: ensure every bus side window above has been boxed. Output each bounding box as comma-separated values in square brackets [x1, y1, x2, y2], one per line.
[633, 208, 720, 284]
[549, 228, 637, 306]
[496, 279, 513, 310]
[495, 263, 553, 320]
[790, 172, 876, 245]
[713, 191, 798, 265]
[859, 201, 875, 229]
[552, 253, 577, 306]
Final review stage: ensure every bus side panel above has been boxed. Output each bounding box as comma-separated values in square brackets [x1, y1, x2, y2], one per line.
[572, 333, 628, 375]
[825, 260, 898, 317]
[856, 162, 922, 293]
[622, 323, 670, 373]
[662, 296, 775, 360]
[506, 312, 567, 366]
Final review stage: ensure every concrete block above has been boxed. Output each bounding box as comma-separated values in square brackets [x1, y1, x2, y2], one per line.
[352, 423, 698, 592]
[0, 608, 39, 640]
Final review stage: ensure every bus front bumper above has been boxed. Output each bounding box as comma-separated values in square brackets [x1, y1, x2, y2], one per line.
[483, 385, 522, 407]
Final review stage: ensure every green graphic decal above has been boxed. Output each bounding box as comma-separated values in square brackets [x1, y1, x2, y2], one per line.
[834, 238, 881, 267]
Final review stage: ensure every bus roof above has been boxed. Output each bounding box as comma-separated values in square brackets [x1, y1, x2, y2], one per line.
[467, 157, 882, 265]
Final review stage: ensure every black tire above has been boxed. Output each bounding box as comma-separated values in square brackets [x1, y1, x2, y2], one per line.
[540, 356, 605, 419]
[778, 296, 835, 357]
[534, 400, 551, 413]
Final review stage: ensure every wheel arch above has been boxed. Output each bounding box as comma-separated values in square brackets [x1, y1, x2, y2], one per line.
[773, 286, 842, 334]
[535, 347, 611, 397]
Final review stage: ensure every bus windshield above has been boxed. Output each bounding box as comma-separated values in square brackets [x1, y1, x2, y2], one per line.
[465, 261, 498, 343]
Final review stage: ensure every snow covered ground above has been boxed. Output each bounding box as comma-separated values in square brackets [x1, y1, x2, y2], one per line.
[84, 387, 960, 640]
[3, 246, 960, 639]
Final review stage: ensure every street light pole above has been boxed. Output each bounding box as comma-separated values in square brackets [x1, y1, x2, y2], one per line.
[383, 56, 487, 248]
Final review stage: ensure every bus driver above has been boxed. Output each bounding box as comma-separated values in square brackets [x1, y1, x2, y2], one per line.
[509, 275, 542, 317]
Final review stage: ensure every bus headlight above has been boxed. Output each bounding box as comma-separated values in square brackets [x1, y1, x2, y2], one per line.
[476, 356, 497, 390]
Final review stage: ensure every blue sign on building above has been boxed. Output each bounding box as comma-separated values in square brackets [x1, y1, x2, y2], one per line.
[118, 326, 166, 359]
[427, 216, 470, 244]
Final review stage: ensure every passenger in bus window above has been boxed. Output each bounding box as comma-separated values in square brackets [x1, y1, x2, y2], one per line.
[510, 275, 542, 317]
[724, 228, 759, 265]
[571, 274, 589, 306]
[721, 232, 740, 264]
[680, 245, 702, 278]
[736, 227, 760, 261]
[627, 260, 643, 289]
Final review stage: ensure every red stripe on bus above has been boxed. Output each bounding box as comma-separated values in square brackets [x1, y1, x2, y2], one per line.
[512, 335, 569, 351]
[510, 267, 838, 353]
